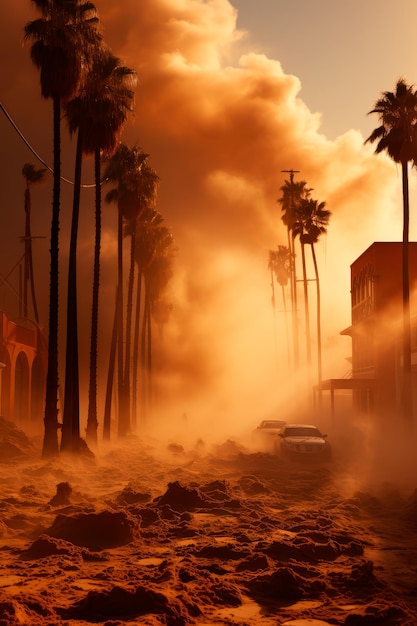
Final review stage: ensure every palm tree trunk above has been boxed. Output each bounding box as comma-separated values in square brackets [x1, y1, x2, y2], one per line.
[26, 190, 40, 324]
[281, 284, 291, 369]
[310, 243, 322, 408]
[132, 269, 143, 430]
[269, 267, 278, 366]
[86, 147, 101, 445]
[122, 223, 136, 429]
[23, 188, 30, 319]
[401, 161, 413, 428]
[103, 287, 119, 440]
[61, 128, 82, 453]
[300, 241, 311, 366]
[288, 230, 299, 368]
[42, 95, 61, 458]
[140, 279, 150, 425]
[117, 206, 129, 437]
[147, 293, 152, 413]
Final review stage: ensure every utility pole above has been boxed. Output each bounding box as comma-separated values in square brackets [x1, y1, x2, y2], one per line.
[281, 169, 300, 184]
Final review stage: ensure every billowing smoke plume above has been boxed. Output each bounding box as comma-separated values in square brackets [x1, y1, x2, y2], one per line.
[0, 0, 406, 438]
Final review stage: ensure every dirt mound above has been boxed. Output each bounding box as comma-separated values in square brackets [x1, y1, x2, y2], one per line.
[46, 509, 139, 549]
[0, 417, 36, 459]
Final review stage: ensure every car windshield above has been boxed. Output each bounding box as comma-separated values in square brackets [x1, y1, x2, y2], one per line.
[284, 427, 321, 438]
[261, 421, 282, 428]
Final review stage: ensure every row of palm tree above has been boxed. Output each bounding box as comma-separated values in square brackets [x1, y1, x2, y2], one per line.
[24, 0, 101, 457]
[270, 175, 331, 395]
[23, 1, 175, 456]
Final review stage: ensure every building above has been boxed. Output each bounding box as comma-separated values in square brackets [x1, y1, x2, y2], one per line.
[331, 242, 417, 424]
[0, 311, 47, 434]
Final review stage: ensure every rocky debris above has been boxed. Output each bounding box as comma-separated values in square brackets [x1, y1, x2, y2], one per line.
[115, 484, 152, 505]
[0, 417, 36, 460]
[46, 509, 139, 550]
[48, 481, 72, 506]
[19, 534, 84, 560]
[154, 481, 205, 511]
[57, 583, 187, 625]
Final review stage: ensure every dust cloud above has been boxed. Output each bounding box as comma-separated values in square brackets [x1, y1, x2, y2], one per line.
[1, 0, 417, 511]
[1, 3, 417, 623]
[1, 0, 410, 442]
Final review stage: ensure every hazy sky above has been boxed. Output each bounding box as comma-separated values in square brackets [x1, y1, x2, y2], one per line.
[231, 0, 417, 139]
[1, 0, 416, 434]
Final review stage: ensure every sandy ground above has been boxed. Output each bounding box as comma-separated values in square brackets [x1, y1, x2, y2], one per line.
[0, 417, 417, 625]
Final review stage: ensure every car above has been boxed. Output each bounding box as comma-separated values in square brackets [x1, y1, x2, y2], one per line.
[279, 423, 332, 461]
[256, 419, 287, 436]
[254, 419, 287, 452]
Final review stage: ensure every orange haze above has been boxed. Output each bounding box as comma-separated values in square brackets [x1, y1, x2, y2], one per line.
[0, 0, 412, 439]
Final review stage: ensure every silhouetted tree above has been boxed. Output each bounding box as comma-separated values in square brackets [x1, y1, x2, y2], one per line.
[134, 210, 175, 425]
[278, 177, 312, 368]
[296, 197, 331, 397]
[103, 145, 159, 437]
[65, 46, 136, 447]
[268, 245, 292, 367]
[24, 0, 100, 457]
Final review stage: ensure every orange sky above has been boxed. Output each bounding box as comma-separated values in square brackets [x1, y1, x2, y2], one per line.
[0, 0, 415, 436]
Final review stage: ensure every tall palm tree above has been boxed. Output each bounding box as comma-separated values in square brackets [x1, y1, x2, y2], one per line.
[64, 46, 136, 448]
[134, 211, 174, 425]
[21, 163, 47, 323]
[292, 214, 312, 367]
[103, 145, 159, 437]
[278, 177, 312, 368]
[366, 79, 417, 427]
[24, 0, 100, 458]
[296, 197, 331, 399]
[268, 245, 292, 368]
[122, 159, 159, 432]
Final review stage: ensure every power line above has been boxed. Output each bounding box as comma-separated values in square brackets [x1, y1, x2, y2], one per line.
[0, 101, 97, 188]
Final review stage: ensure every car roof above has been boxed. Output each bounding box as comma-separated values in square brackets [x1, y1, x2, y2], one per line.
[283, 423, 319, 429]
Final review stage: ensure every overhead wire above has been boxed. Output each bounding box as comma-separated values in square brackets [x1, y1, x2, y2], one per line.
[0, 101, 97, 188]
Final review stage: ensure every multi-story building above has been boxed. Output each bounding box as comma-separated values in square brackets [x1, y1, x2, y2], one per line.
[340, 242, 417, 424]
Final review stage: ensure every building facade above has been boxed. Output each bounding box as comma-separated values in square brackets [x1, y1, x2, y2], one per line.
[342, 242, 417, 423]
[0, 311, 47, 434]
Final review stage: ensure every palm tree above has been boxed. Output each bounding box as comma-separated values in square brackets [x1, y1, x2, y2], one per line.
[268, 245, 292, 368]
[21, 163, 47, 323]
[64, 46, 136, 448]
[103, 145, 159, 437]
[296, 197, 331, 399]
[292, 212, 312, 367]
[366, 79, 417, 428]
[24, 0, 100, 457]
[278, 177, 312, 368]
[134, 210, 174, 425]
[122, 159, 159, 432]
